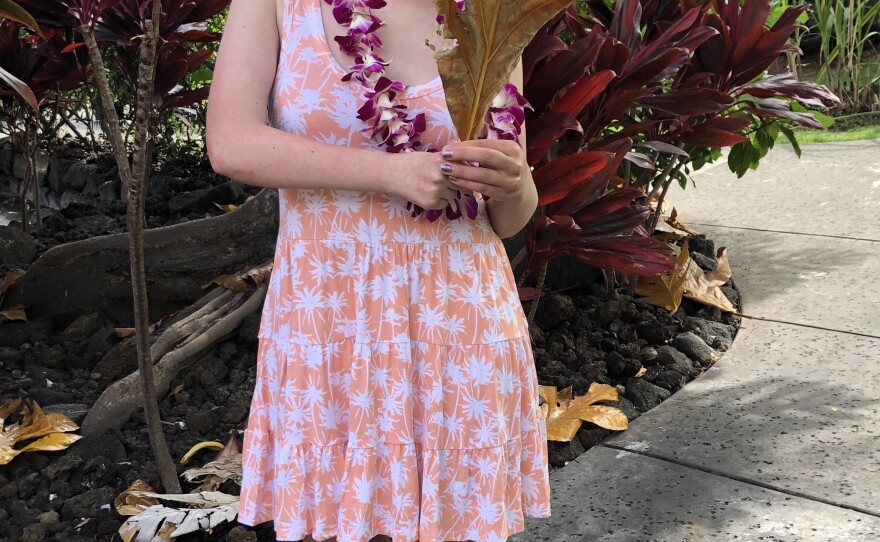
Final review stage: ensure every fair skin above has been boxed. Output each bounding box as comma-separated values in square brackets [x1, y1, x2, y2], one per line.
[207, 2, 534, 540]
[206, 0, 537, 240]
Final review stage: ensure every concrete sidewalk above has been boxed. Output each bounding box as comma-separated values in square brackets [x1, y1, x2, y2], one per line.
[512, 140, 880, 541]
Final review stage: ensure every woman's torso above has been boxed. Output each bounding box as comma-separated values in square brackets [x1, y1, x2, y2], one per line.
[258, 0, 528, 346]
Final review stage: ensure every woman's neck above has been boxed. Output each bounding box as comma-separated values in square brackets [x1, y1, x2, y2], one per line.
[318, 1, 443, 88]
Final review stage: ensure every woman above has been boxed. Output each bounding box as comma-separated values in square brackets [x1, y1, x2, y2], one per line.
[206, 0, 551, 540]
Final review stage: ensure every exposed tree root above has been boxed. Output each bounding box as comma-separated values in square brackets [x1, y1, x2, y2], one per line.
[81, 279, 269, 436]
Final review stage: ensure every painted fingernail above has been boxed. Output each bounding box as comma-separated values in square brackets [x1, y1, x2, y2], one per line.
[440, 163, 453, 173]
[441, 148, 453, 159]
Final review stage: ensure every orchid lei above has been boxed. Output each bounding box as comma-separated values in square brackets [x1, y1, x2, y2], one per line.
[324, 0, 530, 221]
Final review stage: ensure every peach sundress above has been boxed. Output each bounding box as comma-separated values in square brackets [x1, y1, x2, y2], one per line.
[236, 1, 552, 540]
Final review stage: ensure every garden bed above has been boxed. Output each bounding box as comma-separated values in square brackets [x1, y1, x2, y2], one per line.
[0, 147, 741, 542]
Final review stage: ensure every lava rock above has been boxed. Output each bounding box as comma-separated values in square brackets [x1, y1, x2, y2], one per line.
[576, 426, 611, 450]
[77, 456, 114, 490]
[672, 331, 717, 367]
[61, 313, 107, 343]
[168, 180, 244, 214]
[655, 345, 697, 377]
[695, 305, 723, 322]
[639, 346, 659, 364]
[226, 526, 258, 542]
[625, 378, 671, 412]
[222, 399, 251, 424]
[66, 429, 127, 464]
[238, 312, 260, 344]
[197, 357, 230, 388]
[20, 524, 46, 542]
[17, 471, 40, 500]
[62, 162, 98, 190]
[60, 486, 116, 521]
[28, 387, 75, 406]
[534, 295, 575, 330]
[721, 281, 741, 309]
[547, 437, 585, 467]
[648, 369, 687, 392]
[37, 510, 60, 524]
[0, 223, 37, 264]
[687, 234, 716, 261]
[42, 453, 83, 480]
[47, 155, 78, 193]
[186, 409, 220, 434]
[691, 251, 717, 272]
[148, 174, 180, 196]
[683, 316, 736, 351]
[0, 345, 22, 365]
[596, 300, 623, 328]
[635, 314, 674, 344]
[604, 351, 641, 378]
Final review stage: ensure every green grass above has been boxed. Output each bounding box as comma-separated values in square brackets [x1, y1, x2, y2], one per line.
[778, 124, 880, 144]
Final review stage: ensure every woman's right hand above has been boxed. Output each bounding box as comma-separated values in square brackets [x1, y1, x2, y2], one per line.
[390, 151, 460, 210]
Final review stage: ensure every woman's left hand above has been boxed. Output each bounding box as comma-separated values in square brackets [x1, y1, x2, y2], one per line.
[439, 139, 526, 201]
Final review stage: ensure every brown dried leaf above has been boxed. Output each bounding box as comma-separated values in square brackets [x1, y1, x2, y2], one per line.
[635, 240, 691, 312]
[0, 271, 23, 298]
[0, 401, 80, 465]
[0, 398, 21, 424]
[115, 479, 160, 516]
[182, 454, 242, 490]
[0, 304, 27, 323]
[213, 202, 237, 214]
[543, 383, 628, 442]
[665, 208, 701, 236]
[434, 0, 573, 139]
[683, 247, 736, 312]
[202, 261, 273, 292]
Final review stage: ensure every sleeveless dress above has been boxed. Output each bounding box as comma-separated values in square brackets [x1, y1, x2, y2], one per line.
[237, 1, 552, 540]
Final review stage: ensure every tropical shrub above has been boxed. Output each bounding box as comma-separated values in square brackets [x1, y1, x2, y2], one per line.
[518, 0, 838, 293]
[0, 21, 90, 231]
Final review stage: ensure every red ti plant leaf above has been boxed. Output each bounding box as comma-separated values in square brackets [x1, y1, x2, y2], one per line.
[525, 110, 582, 167]
[635, 88, 733, 116]
[533, 151, 610, 207]
[550, 69, 616, 118]
[681, 127, 748, 147]
[0, 0, 42, 34]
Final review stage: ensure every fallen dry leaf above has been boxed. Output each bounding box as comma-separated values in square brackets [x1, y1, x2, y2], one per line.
[0, 400, 81, 465]
[202, 260, 273, 292]
[635, 240, 691, 312]
[540, 383, 628, 442]
[0, 304, 27, 324]
[682, 247, 736, 312]
[665, 208, 701, 236]
[182, 433, 243, 492]
[435, 0, 572, 139]
[115, 479, 160, 516]
[0, 271, 23, 295]
[117, 488, 239, 542]
[0, 398, 21, 423]
[212, 202, 237, 214]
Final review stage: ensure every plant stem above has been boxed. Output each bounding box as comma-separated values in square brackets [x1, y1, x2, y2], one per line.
[527, 261, 548, 326]
[80, 25, 133, 202]
[126, 1, 181, 494]
[648, 160, 686, 233]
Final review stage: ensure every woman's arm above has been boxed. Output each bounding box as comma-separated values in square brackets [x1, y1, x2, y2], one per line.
[206, 0, 457, 211]
[435, 58, 538, 239]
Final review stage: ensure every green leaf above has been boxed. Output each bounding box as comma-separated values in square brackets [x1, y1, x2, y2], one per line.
[791, 102, 834, 129]
[779, 125, 802, 157]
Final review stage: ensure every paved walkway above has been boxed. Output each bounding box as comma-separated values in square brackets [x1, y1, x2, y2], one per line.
[512, 140, 880, 541]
